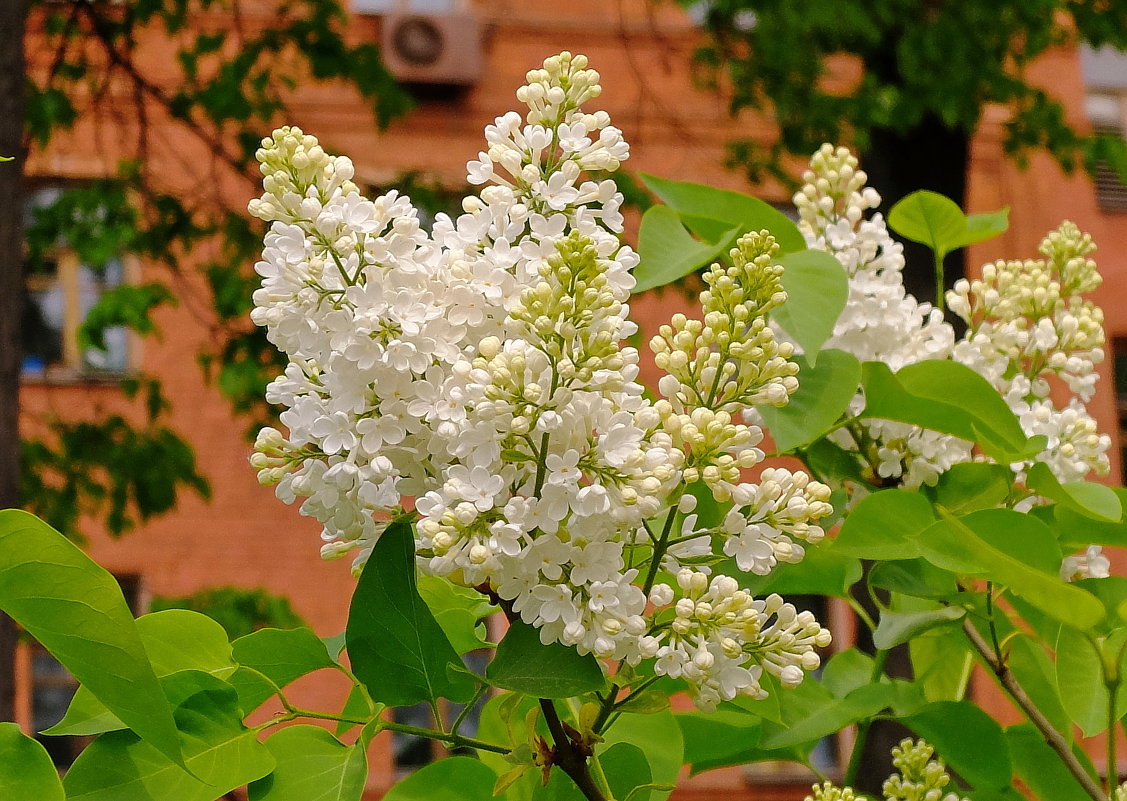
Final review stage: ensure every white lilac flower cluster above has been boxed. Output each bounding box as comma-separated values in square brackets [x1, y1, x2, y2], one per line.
[805, 739, 969, 801]
[793, 145, 1113, 579]
[794, 145, 969, 488]
[248, 52, 832, 710]
[948, 222, 1111, 484]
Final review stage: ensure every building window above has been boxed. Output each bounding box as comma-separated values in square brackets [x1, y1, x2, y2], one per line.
[1082, 48, 1127, 214]
[22, 183, 133, 380]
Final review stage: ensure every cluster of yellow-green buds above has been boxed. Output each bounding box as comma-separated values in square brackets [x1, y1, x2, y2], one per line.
[805, 740, 968, 801]
[651, 231, 799, 498]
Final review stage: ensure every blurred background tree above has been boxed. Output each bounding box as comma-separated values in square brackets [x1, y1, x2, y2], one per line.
[0, 0, 411, 721]
[690, 0, 1127, 304]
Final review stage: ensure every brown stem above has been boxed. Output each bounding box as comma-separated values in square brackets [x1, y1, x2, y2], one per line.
[963, 619, 1107, 801]
[540, 698, 608, 801]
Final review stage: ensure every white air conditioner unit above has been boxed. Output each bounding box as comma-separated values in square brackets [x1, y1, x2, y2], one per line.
[379, 12, 482, 87]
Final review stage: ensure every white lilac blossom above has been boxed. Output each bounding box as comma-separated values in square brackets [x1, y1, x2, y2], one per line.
[793, 145, 969, 488]
[948, 222, 1111, 483]
[248, 52, 832, 709]
[796, 146, 1112, 580]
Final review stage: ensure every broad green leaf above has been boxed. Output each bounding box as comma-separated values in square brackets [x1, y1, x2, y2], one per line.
[638, 173, 805, 253]
[601, 742, 653, 801]
[382, 756, 496, 801]
[677, 708, 764, 774]
[1076, 577, 1127, 635]
[232, 627, 337, 687]
[1026, 462, 1122, 522]
[900, 701, 1011, 790]
[820, 648, 876, 699]
[963, 208, 1012, 246]
[759, 349, 859, 452]
[228, 667, 282, 718]
[47, 608, 237, 736]
[962, 509, 1061, 575]
[487, 620, 605, 699]
[763, 683, 893, 749]
[735, 543, 861, 597]
[888, 190, 1009, 259]
[773, 250, 849, 362]
[1055, 627, 1108, 736]
[417, 575, 497, 655]
[1054, 488, 1127, 549]
[1007, 636, 1070, 738]
[915, 513, 1102, 628]
[909, 626, 973, 702]
[1006, 724, 1093, 801]
[62, 671, 275, 801]
[0, 723, 65, 801]
[0, 509, 182, 765]
[860, 360, 1037, 462]
[868, 559, 958, 599]
[803, 436, 868, 488]
[248, 725, 367, 801]
[633, 205, 735, 293]
[928, 462, 1012, 514]
[873, 606, 966, 650]
[832, 489, 933, 560]
[346, 518, 474, 706]
[601, 709, 683, 799]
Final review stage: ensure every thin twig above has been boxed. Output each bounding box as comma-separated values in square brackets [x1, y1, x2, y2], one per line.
[962, 619, 1106, 801]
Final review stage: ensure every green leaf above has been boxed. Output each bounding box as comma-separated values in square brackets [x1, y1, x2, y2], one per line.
[928, 462, 1012, 514]
[759, 349, 860, 452]
[1054, 488, 1127, 549]
[888, 190, 1009, 259]
[633, 205, 735, 293]
[773, 250, 849, 362]
[49, 608, 236, 736]
[1055, 626, 1108, 736]
[248, 725, 367, 801]
[859, 360, 1036, 462]
[487, 620, 605, 699]
[382, 756, 496, 801]
[639, 174, 806, 253]
[832, 489, 933, 560]
[601, 742, 653, 801]
[601, 709, 683, 800]
[346, 518, 474, 706]
[232, 627, 337, 688]
[677, 708, 763, 774]
[1006, 635, 1071, 738]
[909, 626, 973, 702]
[1026, 462, 1122, 522]
[0, 509, 182, 765]
[417, 575, 497, 655]
[900, 701, 1011, 790]
[820, 648, 876, 699]
[873, 606, 966, 650]
[868, 559, 958, 600]
[1006, 724, 1094, 801]
[915, 512, 1102, 628]
[762, 683, 893, 749]
[734, 542, 861, 597]
[0, 723, 65, 801]
[62, 671, 276, 801]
